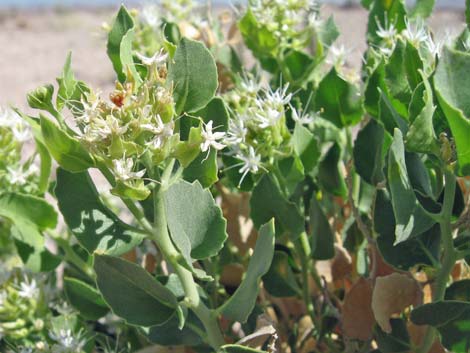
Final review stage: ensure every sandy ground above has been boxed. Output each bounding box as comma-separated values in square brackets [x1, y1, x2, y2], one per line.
[0, 5, 466, 114]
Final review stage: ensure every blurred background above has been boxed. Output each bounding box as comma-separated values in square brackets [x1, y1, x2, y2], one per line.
[0, 0, 465, 112]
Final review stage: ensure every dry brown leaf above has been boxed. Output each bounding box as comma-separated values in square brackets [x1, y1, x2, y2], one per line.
[408, 323, 446, 353]
[452, 261, 462, 281]
[372, 273, 422, 333]
[342, 277, 375, 341]
[332, 244, 353, 283]
[370, 245, 395, 279]
[220, 263, 245, 288]
[220, 187, 257, 255]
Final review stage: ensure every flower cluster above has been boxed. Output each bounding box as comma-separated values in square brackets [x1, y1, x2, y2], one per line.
[0, 108, 38, 193]
[374, 16, 444, 63]
[72, 49, 225, 199]
[0, 272, 88, 353]
[0, 273, 45, 346]
[248, 0, 321, 51]
[223, 77, 295, 184]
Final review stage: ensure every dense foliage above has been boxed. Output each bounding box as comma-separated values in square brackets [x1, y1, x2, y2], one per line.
[2, 0, 470, 352]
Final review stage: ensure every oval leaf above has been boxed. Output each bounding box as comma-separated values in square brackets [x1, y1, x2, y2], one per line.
[94, 254, 177, 327]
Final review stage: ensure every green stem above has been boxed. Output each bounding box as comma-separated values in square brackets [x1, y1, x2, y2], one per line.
[296, 232, 322, 338]
[50, 233, 94, 278]
[152, 184, 225, 349]
[417, 170, 457, 353]
[98, 163, 153, 233]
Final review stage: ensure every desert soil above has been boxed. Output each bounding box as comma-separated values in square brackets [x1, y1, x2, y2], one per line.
[0, 5, 466, 114]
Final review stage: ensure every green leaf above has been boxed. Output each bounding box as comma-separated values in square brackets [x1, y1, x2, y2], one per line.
[318, 143, 348, 197]
[387, 129, 436, 244]
[56, 52, 78, 111]
[411, 301, 470, 352]
[408, 0, 435, 19]
[250, 175, 305, 238]
[40, 115, 94, 172]
[317, 16, 340, 48]
[446, 280, 470, 302]
[314, 67, 363, 128]
[164, 180, 228, 261]
[238, 8, 278, 59]
[56, 168, 144, 256]
[263, 250, 301, 297]
[0, 192, 57, 230]
[467, 0, 470, 29]
[374, 190, 441, 270]
[385, 40, 423, 109]
[292, 123, 321, 174]
[374, 319, 410, 353]
[0, 192, 59, 272]
[183, 149, 218, 188]
[353, 119, 391, 185]
[107, 5, 141, 85]
[378, 90, 408, 133]
[183, 98, 230, 187]
[218, 220, 275, 322]
[284, 50, 316, 83]
[64, 277, 109, 320]
[14, 238, 61, 273]
[405, 74, 439, 154]
[434, 47, 470, 175]
[167, 38, 218, 114]
[309, 194, 335, 260]
[367, 0, 407, 44]
[94, 254, 177, 327]
[35, 138, 52, 195]
[195, 97, 229, 132]
[147, 310, 203, 346]
[277, 156, 305, 196]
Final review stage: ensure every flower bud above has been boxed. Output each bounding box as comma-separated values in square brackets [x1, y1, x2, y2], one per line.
[27, 84, 55, 112]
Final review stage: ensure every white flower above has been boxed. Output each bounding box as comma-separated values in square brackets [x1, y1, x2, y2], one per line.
[7, 163, 38, 186]
[308, 12, 323, 30]
[264, 84, 292, 109]
[0, 107, 23, 128]
[50, 329, 86, 353]
[143, 114, 174, 150]
[11, 125, 32, 143]
[200, 120, 226, 152]
[136, 49, 168, 67]
[7, 166, 28, 185]
[18, 278, 39, 299]
[236, 146, 263, 185]
[375, 16, 397, 42]
[255, 106, 283, 128]
[291, 106, 316, 125]
[112, 158, 146, 182]
[402, 18, 428, 47]
[426, 35, 442, 58]
[240, 78, 262, 95]
[225, 118, 247, 145]
[76, 96, 100, 125]
[327, 44, 351, 67]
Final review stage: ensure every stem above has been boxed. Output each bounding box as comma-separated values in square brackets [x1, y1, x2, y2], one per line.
[49, 233, 94, 278]
[152, 184, 225, 349]
[417, 170, 457, 353]
[295, 232, 322, 338]
[433, 170, 457, 301]
[98, 164, 153, 233]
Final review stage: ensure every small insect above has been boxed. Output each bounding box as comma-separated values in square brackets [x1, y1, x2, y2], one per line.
[110, 91, 125, 107]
